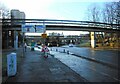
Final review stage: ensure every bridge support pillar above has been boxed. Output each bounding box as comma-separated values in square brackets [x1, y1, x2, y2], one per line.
[6, 30, 9, 48]
[14, 30, 18, 49]
[90, 32, 96, 48]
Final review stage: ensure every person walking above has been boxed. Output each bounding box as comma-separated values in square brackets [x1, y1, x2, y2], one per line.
[31, 40, 35, 51]
[24, 42, 27, 52]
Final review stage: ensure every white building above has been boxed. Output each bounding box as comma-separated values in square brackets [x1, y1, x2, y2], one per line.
[11, 9, 25, 19]
[48, 32, 64, 36]
[11, 9, 25, 25]
[0, 10, 2, 19]
[10, 9, 26, 49]
[20, 12, 25, 19]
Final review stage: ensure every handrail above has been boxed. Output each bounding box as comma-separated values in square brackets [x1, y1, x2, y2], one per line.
[1, 19, 120, 30]
[1, 19, 119, 25]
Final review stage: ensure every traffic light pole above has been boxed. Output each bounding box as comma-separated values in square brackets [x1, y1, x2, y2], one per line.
[43, 21, 46, 46]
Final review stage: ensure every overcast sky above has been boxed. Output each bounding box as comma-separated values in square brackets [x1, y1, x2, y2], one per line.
[1, 0, 118, 35]
[1, 0, 118, 20]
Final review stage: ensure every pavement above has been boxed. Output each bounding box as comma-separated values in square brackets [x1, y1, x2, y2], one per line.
[3, 47, 87, 83]
[0, 50, 2, 84]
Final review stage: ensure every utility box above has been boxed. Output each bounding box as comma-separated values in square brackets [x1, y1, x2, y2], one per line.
[7, 53, 17, 77]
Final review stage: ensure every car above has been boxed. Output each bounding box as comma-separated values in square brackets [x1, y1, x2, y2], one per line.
[69, 44, 74, 47]
[37, 46, 42, 49]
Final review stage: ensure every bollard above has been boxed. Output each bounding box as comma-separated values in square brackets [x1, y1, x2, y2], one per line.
[51, 48, 52, 51]
[63, 49, 65, 53]
[56, 49, 58, 52]
[67, 50, 69, 54]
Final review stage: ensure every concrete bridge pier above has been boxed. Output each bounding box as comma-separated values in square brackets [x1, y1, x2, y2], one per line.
[6, 31, 9, 48]
[90, 32, 96, 48]
[14, 30, 18, 49]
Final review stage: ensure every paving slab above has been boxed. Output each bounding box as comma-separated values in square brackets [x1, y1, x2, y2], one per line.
[4, 48, 87, 83]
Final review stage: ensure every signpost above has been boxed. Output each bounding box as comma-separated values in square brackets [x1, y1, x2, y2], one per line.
[21, 24, 46, 56]
[0, 10, 2, 84]
[22, 25, 46, 33]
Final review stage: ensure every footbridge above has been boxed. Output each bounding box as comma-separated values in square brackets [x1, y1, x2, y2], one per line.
[2, 19, 120, 49]
[2, 19, 120, 32]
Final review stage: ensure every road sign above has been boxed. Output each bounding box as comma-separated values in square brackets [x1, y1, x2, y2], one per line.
[41, 33, 47, 38]
[22, 25, 45, 33]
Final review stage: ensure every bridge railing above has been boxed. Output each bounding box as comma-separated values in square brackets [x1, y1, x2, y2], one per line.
[1, 19, 120, 30]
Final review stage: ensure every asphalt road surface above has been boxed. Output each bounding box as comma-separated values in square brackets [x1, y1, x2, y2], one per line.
[50, 46, 119, 82]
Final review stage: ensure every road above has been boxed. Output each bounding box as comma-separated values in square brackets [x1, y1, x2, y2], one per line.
[49, 46, 119, 82]
[51, 46, 119, 68]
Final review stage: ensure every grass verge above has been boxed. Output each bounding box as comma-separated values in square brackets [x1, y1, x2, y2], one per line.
[77, 42, 91, 47]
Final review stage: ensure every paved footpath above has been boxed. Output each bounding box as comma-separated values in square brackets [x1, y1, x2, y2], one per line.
[4, 48, 87, 82]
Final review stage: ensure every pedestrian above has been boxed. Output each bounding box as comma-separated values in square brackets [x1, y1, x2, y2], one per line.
[24, 42, 27, 52]
[31, 40, 35, 51]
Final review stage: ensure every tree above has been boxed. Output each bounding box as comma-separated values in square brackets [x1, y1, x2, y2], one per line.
[115, 1, 120, 25]
[87, 2, 120, 25]
[87, 3, 101, 22]
[102, 2, 115, 24]
[0, 2, 10, 19]
[102, 1, 120, 25]
[102, 2, 120, 46]
[0, 2, 10, 25]
[86, 2, 120, 47]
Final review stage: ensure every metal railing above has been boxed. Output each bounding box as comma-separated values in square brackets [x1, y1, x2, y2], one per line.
[1, 19, 120, 30]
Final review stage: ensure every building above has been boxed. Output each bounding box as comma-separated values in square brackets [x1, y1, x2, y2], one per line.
[48, 32, 64, 36]
[11, 9, 25, 25]
[11, 9, 25, 19]
[0, 10, 2, 19]
[2, 9, 25, 49]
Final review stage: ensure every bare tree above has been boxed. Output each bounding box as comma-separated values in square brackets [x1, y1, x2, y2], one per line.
[87, 2, 120, 24]
[87, 3, 101, 22]
[102, 1, 120, 47]
[115, 1, 120, 25]
[103, 2, 115, 24]
[102, 1, 120, 25]
[0, 2, 10, 19]
[86, 2, 120, 47]
[0, 2, 10, 25]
